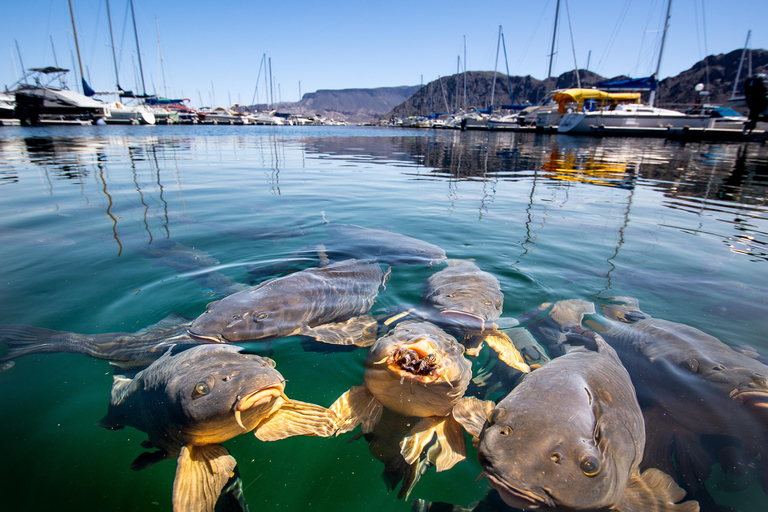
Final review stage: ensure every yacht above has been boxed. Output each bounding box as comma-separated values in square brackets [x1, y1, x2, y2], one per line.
[13, 67, 110, 125]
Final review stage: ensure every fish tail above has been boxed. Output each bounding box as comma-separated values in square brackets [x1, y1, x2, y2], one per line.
[0, 324, 98, 366]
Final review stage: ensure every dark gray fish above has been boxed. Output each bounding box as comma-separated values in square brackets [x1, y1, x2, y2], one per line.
[0, 313, 196, 373]
[528, 298, 768, 504]
[419, 260, 533, 373]
[320, 221, 446, 266]
[189, 259, 387, 346]
[582, 298, 768, 498]
[99, 343, 337, 512]
[477, 334, 698, 512]
[331, 321, 490, 500]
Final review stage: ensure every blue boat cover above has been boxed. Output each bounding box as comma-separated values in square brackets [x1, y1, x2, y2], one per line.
[596, 76, 657, 92]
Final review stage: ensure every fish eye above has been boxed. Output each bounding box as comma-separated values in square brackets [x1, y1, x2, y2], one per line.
[192, 381, 211, 398]
[254, 313, 269, 322]
[580, 456, 601, 477]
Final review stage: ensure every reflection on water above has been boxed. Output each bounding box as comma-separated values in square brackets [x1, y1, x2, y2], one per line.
[0, 125, 767, 512]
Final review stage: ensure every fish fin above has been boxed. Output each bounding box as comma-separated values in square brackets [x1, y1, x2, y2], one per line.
[298, 315, 378, 347]
[253, 400, 338, 441]
[452, 396, 495, 440]
[173, 444, 237, 512]
[134, 313, 192, 335]
[617, 468, 699, 512]
[483, 330, 530, 373]
[329, 385, 382, 434]
[400, 416, 466, 472]
[549, 299, 595, 327]
[130, 449, 172, 471]
[504, 327, 551, 367]
[97, 374, 140, 430]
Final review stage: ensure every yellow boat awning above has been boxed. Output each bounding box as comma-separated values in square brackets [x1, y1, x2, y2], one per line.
[553, 89, 641, 113]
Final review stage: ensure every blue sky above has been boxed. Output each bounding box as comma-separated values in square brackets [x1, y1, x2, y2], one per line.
[2, 0, 766, 109]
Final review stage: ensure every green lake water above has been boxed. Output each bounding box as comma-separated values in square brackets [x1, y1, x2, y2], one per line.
[0, 125, 767, 511]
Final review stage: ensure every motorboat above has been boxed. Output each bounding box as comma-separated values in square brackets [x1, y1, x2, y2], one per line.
[13, 67, 110, 125]
[487, 113, 521, 130]
[199, 107, 251, 125]
[105, 101, 156, 125]
[0, 91, 16, 119]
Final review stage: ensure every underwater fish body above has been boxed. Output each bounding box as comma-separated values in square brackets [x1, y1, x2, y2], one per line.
[419, 260, 531, 373]
[188, 259, 387, 345]
[331, 321, 490, 499]
[99, 343, 337, 512]
[321, 222, 446, 266]
[477, 335, 699, 512]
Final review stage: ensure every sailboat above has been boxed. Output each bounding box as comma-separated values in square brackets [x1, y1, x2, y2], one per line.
[557, 0, 749, 136]
[101, 0, 155, 124]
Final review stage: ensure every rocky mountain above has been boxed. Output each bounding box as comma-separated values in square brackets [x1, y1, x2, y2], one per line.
[248, 85, 420, 123]
[655, 48, 768, 109]
[385, 48, 767, 120]
[243, 48, 766, 123]
[386, 70, 607, 119]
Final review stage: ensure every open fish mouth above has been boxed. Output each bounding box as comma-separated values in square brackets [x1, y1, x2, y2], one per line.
[481, 472, 552, 509]
[439, 310, 485, 330]
[234, 383, 288, 430]
[382, 339, 447, 385]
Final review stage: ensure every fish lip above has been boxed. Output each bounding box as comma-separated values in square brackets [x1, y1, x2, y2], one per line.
[730, 388, 768, 411]
[439, 310, 486, 330]
[236, 383, 286, 412]
[481, 471, 551, 509]
[187, 329, 227, 343]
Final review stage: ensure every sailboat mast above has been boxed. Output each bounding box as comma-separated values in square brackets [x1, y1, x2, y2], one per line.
[650, 0, 672, 107]
[546, 0, 561, 94]
[490, 25, 502, 112]
[501, 31, 513, 104]
[68, 0, 86, 93]
[50, 36, 64, 88]
[731, 30, 751, 100]
[130, 0, 147, 96]
[105, 0, 121, 91]
[564, 0, 580, 88]
[156, 18, 167, 97]
[463, 35, 468, 110]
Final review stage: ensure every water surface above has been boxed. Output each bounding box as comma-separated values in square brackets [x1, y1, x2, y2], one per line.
[0, 125, 767, 511]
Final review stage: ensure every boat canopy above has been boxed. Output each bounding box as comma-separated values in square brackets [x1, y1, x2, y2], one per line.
[552, 89, 641, 113]
[595, 76, 657, 92]
[145, 97, 189, 106]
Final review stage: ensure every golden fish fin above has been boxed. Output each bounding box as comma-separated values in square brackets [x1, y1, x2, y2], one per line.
[329, 385, 382, 434]
[483, 330, 530, 373]
[549, 299, 596, 327]
[505, 327, 551, 367]
[452, 396, 495, 440]
[400, 416, 467, 472]
[297, 315, 378, 347]
[617, 468, 699, 512]
[172, 444, 237, 512]
[254, 400, 338, 441]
